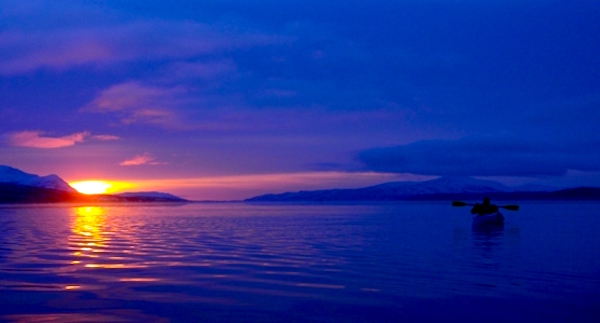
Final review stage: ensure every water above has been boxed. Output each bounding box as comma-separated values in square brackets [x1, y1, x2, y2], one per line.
[0, 202, 599, 322]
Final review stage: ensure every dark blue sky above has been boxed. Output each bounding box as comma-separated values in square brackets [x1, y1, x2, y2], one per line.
[1, 0, 599, 199]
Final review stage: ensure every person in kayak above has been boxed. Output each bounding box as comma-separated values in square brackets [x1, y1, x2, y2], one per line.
[470, 197, 499, 216]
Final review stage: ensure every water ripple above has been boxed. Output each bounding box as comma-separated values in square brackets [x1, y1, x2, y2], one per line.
[0, 203, 599, 322]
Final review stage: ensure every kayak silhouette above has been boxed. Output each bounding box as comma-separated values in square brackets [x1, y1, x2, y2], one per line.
[452, 197, 519, 226]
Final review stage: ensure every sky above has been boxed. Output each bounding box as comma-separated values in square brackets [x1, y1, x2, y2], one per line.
[1, 0, 599, 200]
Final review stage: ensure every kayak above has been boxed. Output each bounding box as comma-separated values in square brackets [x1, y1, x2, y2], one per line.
[472, 212, 504, 226]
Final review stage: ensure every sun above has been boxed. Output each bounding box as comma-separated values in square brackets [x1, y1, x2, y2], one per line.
[70, 180, 134, 195]
[70, 181, 113, 195]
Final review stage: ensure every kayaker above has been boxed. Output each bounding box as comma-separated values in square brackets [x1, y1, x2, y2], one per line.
[470, 197, 499, 216]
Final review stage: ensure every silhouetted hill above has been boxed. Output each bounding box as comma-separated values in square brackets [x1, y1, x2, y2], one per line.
[547, 187, 600, 200]
[0, 165, 188, 204]
[0, 183, 88, 203]
[0, 183, 189, 204]
[115, 192, 188, 202]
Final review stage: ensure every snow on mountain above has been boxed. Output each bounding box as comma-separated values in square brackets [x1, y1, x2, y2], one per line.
[368, 176, 512, 195]
[0, 165, 76, 193]
[247, 176, 517, 201]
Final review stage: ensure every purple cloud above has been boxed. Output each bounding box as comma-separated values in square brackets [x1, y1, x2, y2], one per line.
[3, 130, 120, 148]
[161, 60, 238, 81]
[4, 131, 89, 148]
[92, 134, 120, 141]
[82, 81, 187, 128]
[120, 153, 163, 166]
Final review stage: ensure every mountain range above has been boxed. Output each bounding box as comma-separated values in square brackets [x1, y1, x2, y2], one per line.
[0, 165, 186, 203]
[0, 165, 76, 193]
[2, 165, 599, 203]
[246, 176, 600, 202]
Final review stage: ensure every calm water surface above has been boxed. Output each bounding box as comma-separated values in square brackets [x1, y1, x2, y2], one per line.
[0, 202, 599, 322]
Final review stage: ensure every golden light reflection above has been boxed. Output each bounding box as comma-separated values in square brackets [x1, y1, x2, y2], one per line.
[85, 264, 147, 269]
[70, 206, 149, 271]
[119, 278, 160, 282]
[71, 206, 108, 265]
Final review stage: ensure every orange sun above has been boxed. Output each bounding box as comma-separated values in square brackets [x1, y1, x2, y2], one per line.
[70, 181, 113, 195]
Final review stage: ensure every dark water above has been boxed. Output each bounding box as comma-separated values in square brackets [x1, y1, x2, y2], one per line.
[0, 202, 599, 322]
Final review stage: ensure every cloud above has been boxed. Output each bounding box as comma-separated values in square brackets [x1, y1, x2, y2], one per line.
[82, 81, 186, 128]
[120, 153, 163, 166]
[3, 131, 121, 148]
[357, 136, 600, 177]
[5, 131, 89, 148]
[81, 81, 319, 133]
[92, 134, 120, 141]
[0, 20, 284, 75]
[161, 60, 237, 81]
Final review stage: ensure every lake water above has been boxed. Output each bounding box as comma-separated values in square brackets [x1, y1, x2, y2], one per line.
[0, 202, 599, 322]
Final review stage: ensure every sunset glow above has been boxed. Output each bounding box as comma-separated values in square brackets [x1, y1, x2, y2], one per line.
[70, 181, 112, 194]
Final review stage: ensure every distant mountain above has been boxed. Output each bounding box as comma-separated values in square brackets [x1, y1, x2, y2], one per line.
[246, 176, 511, 202]
[0, 165, 76, 192]
[115, 192, 187, 202]
[367, 176, 512, 195]
[246, 176, 600, 202]
[0, 165, 187, 204]
[0, 183, 188, 204]
[546, 187, 600, 200]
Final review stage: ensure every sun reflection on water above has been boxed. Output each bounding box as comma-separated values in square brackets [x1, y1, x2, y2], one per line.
[69, 206, 152, 276]
[70, 206, 109, 267]
[72, 206, 107, 245]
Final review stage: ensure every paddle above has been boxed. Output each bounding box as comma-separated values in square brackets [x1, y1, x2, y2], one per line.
[452, 200, 519, 211]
